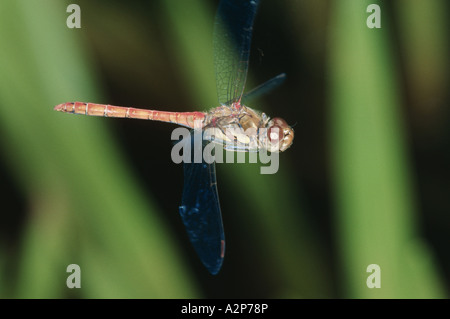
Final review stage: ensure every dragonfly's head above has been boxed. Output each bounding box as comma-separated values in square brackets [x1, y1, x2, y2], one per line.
[265, 117, 294, 152]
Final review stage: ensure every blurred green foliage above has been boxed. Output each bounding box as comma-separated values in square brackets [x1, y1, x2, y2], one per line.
[0, 0, 448, 298]
[329, 0, 446, 298]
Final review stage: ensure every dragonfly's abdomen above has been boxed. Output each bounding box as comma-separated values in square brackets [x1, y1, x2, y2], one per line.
[54, 102, 206, 129]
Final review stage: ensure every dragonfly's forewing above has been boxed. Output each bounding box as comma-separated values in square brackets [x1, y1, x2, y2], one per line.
[179, 133, 225, 275]
[213, 0, 260, 105]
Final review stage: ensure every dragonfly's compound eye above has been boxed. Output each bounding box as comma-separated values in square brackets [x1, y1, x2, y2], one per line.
[267, 118, 294, 152]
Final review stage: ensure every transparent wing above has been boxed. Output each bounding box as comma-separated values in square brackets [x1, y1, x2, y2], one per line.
[178, 132, 225, 275]
[213, 0, 260, 105]
[241, 73, 286, 104]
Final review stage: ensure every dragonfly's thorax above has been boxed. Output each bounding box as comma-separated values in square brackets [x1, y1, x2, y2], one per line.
[204, 102, 266, 129]
[202, 102, 293, 152]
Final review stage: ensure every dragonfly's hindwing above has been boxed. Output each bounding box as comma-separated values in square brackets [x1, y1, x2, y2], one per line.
[179, 132, 225, 275]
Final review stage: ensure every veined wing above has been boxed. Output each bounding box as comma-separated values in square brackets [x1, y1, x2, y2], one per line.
[178, 133, 225, 275]
[213, 0, 260, 106]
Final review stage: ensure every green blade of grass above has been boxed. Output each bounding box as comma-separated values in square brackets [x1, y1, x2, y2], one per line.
[328, 0, 446, 298]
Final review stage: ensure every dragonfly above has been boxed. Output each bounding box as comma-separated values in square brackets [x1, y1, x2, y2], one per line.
[54, 0, 294, 275]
